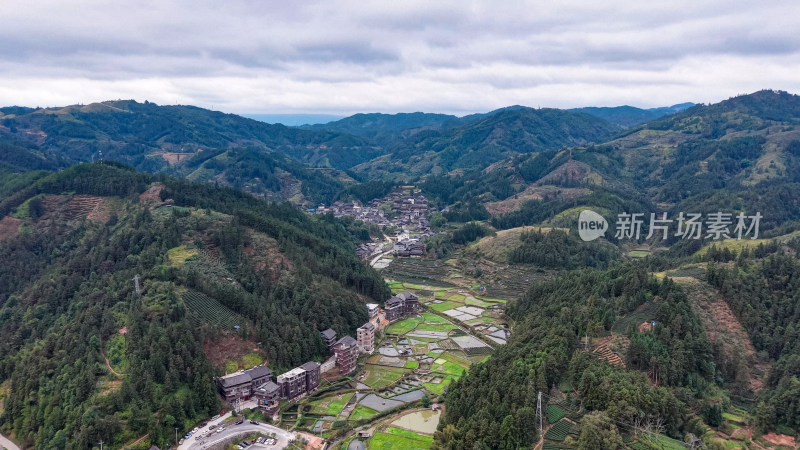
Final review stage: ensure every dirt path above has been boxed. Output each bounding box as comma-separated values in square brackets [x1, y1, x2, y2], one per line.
[120, 433, 149, 449]
[100, 349, 123, 377]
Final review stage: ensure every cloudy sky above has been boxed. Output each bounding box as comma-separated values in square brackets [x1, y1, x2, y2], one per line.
[1, 0, 799, 115]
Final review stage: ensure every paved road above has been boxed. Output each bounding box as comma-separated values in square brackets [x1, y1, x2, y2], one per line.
[0, 433, 20, 450]
[184, 422, 295, 449]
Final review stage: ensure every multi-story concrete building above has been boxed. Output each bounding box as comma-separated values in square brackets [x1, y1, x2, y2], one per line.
[277, 367, 307, 400]
[366, 303, 379, 319]
[333, 336, 359, 374]
[300, 361, 321, 392]
[357, 322, 376, 354]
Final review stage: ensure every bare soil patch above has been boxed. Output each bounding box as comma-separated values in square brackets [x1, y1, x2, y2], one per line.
[675, 276, 768, 393]
[203, 335, 264, 370]
[139, 182, 164, 205]
[0, 216, 22, 240]
[485, 186, 591, 215]
[762, 432, 796, 448]
[161, 152, 195, 165]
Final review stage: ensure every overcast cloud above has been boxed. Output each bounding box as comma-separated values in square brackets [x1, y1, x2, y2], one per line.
[1, 0, 799, 115]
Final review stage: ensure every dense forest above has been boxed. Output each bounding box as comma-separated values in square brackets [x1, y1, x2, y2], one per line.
[508, 229, 619, 269]
[707, 244, 800, 435]
[435, 264, 719, 449]
[0, 163, 388, 448]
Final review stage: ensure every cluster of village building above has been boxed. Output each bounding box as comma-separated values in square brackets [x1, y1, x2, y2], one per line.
[214, 293, 420, 415]
[313, 192, 433, 235]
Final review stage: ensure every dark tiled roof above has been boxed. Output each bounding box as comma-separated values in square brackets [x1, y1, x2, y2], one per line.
[246, 365, 272, 379]
[359, 322, 375, 331]
[321, 328, 337, 339]
[219, 372, 251, 388]
[257, 380, 280, 393]
[397, 291, 418, 301]
[301, 361, 320, 371]
[335, 335, 357, 348]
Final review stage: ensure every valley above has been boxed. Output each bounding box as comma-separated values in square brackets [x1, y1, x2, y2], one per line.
[2, 90, 800, 449]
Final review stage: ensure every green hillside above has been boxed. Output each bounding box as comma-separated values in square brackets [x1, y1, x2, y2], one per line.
[0, 163, 387, 448]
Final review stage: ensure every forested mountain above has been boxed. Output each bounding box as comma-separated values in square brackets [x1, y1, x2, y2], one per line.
[300, 112, 458, 146]
[435, 265, 713, 449]
[0, 163, 388, 448]
[353, 107, 621, 179]
[415, 91, 800, 245]
[0, 101, 378, 204]
[571, 102, 694, 127]
[0, 100, 380, 169]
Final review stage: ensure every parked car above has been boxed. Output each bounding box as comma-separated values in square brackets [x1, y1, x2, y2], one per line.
[209, 424, 217, 430]
[236, 416, 244, 425]
[250, 420, 258, 425]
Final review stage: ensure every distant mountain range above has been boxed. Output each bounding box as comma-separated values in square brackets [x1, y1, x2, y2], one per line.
[243, 113, 345, 126]
[6, 92, 800, 227]
[569, 102, 695, 127]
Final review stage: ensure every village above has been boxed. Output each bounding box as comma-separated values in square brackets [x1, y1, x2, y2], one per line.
[310, 189, 434, 262]
[182, 189, 522, 449]
[184, 270, 514, 450]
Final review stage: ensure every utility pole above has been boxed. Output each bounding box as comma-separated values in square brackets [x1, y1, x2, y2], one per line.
[175, 427, 179, 445]
[536, 392, 543, 436]
[99, 439, 104, 450]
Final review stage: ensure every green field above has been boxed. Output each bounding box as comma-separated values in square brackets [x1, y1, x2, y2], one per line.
[405, 360, 419, 369]
[432, 360, 466, 376]
[695, 238, 770, 257]
[628, 250, 651, 258]
[465, 297, 491, 307]
[386, 317, 423, 334]
[167, 244, 198, 265]
[416, 322, 457, 332]
[421, 313, 449, 323]
[423, 375, 457, 395]
[309, 392, 355, 415]
[437, 351, 472, 369]
[428, 301, 461, 312]
[465, 317, 495, 325]
[369, 427, 433, 450]
[349, 405, 378, 422]
[362, 365, 408, 388]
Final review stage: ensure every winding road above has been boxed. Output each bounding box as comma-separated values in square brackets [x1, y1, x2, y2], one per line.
[0, 433, 20, 450]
